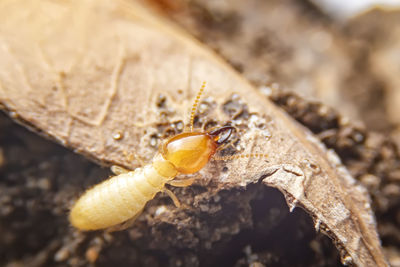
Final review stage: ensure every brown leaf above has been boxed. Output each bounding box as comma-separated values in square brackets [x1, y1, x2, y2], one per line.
[0, 0, 388, 266]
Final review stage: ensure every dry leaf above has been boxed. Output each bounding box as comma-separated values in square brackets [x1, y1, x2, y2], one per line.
[0, 0, 388, 266]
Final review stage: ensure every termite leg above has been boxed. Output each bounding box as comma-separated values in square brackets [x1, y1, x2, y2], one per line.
[110, 165, 131, 175]
[105, 209, 144, 232]
[167, 177, 195, 187]
[163, 188, 181, 208]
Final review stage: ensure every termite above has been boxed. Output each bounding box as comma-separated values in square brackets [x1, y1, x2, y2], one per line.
[69, 82, 267, 231]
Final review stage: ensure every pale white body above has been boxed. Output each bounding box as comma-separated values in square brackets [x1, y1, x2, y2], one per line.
[70, 159, 175, 230]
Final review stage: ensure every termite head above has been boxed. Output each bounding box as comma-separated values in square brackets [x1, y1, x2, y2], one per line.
[161, 126, 235, 174]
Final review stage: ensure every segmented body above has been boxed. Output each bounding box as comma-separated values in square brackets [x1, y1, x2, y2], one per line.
[70, 154, 177, 230]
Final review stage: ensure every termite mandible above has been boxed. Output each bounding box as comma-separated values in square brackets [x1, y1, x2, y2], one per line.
[69, 82, 268, 231]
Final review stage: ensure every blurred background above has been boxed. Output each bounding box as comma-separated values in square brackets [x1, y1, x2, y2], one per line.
[1, 0, 400, 266]
[151, 0, 400, 141]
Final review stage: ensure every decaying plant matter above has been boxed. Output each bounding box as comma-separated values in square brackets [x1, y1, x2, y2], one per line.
[0, 0, 390, 266]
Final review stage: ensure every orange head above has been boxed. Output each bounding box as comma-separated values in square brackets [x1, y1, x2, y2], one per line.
[160, 126, 235, 174]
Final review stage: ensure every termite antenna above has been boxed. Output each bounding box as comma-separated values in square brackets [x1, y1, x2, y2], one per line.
[189, 81, 206, 132]
[213, 153, 269, 161]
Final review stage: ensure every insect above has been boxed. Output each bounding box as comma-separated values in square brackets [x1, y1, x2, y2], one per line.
[69, 82, 267, 231]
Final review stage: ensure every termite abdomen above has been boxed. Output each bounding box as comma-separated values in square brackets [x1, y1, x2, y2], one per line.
[70, 163, 173, 230]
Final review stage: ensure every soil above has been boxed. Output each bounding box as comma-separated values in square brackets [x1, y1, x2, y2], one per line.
[1, 0, 400, 266]
[1, 105, 341, 267]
